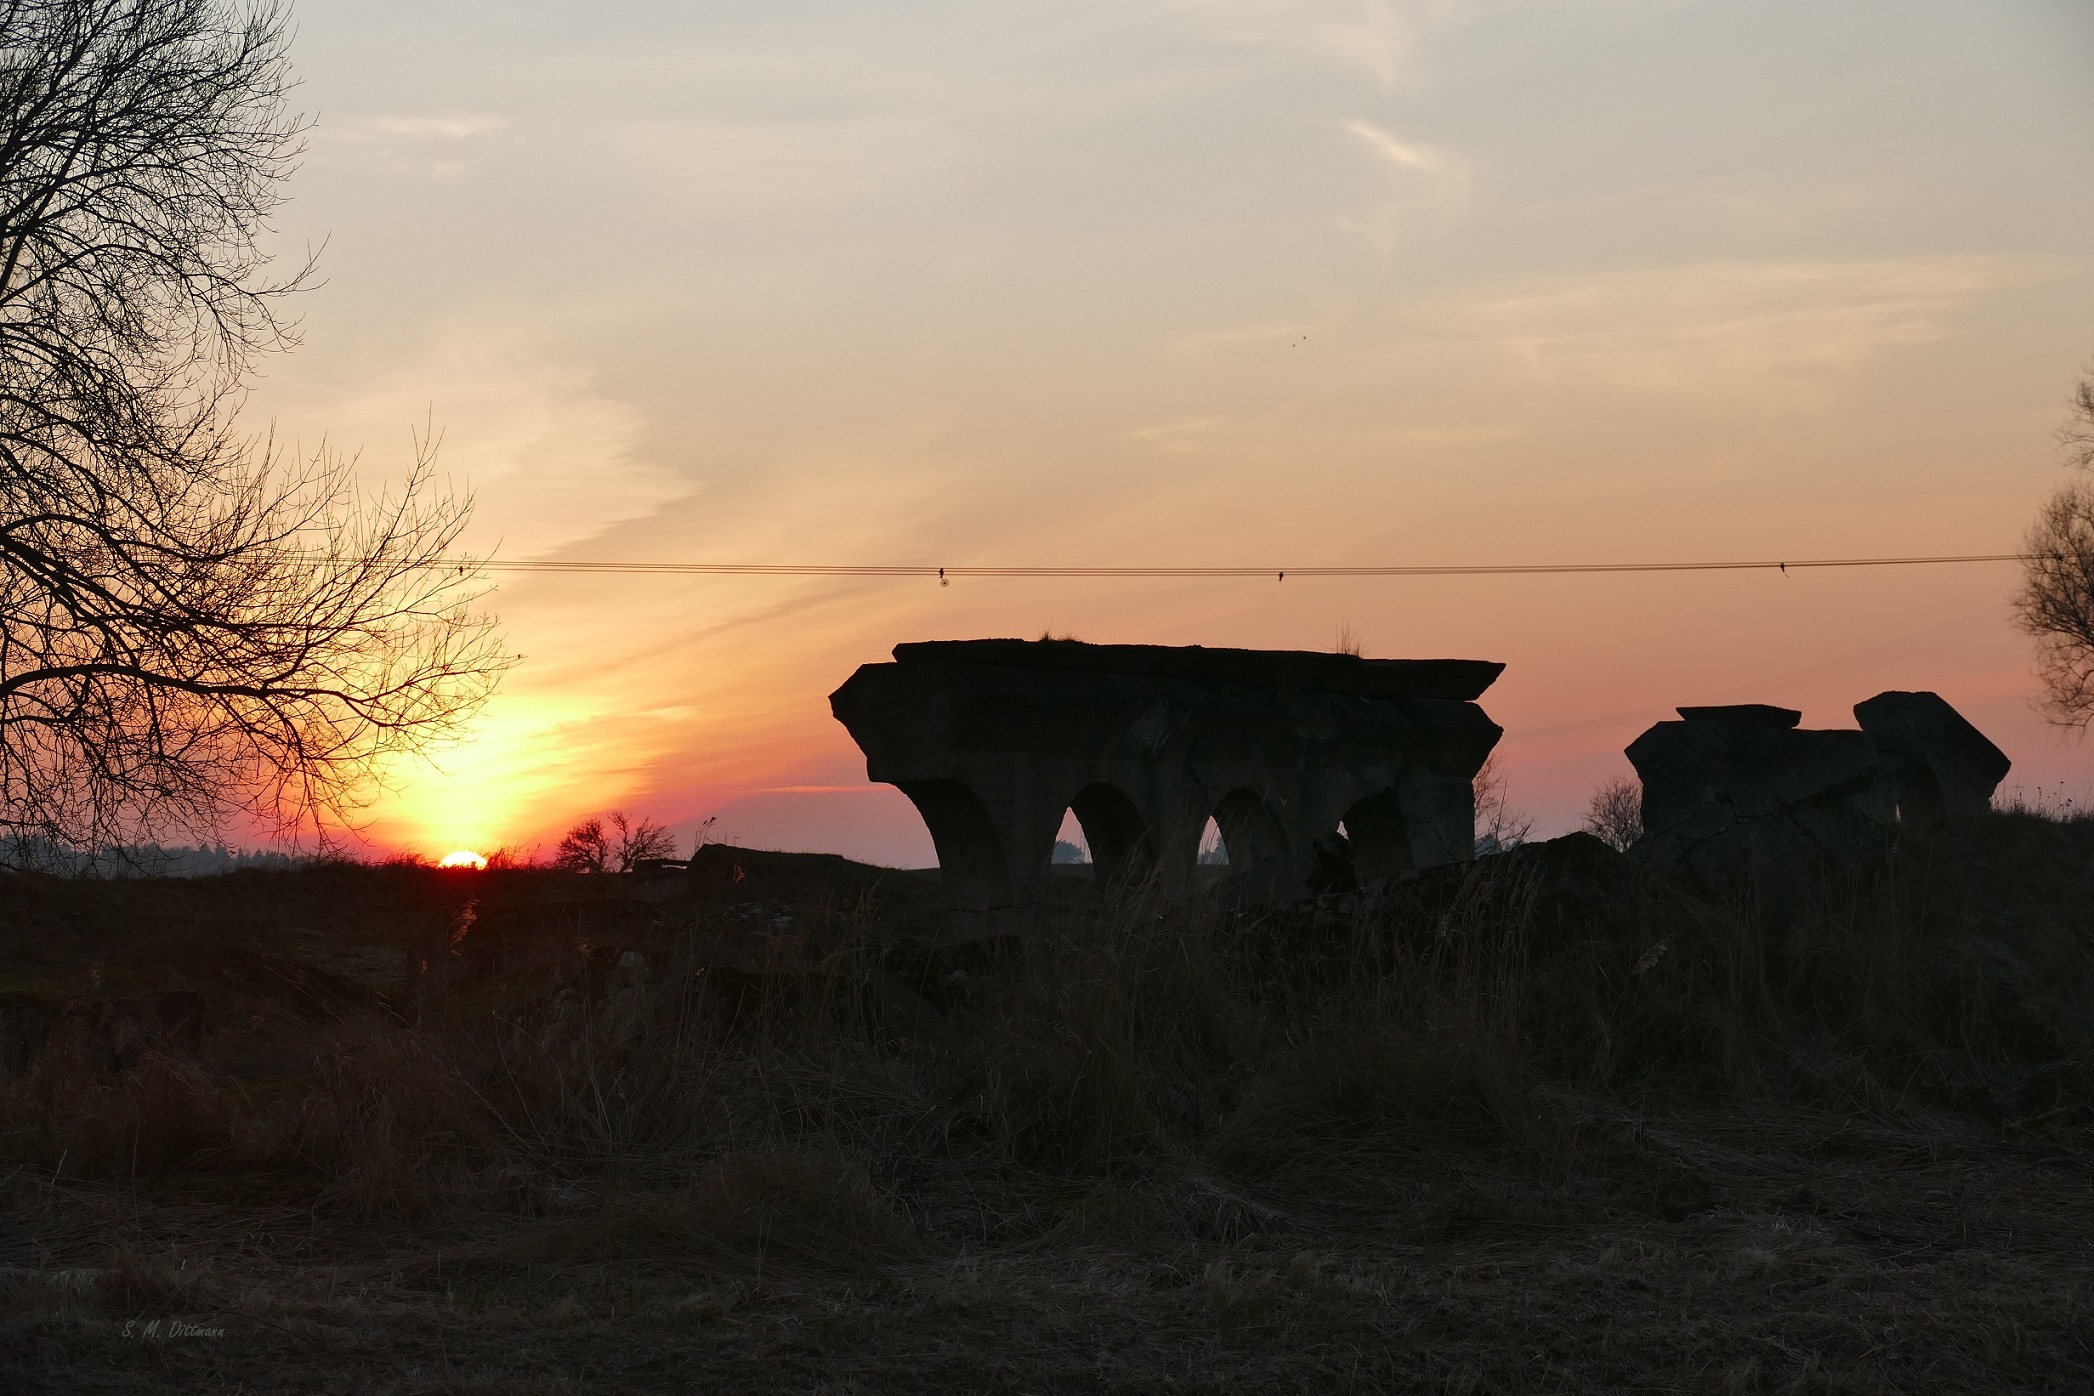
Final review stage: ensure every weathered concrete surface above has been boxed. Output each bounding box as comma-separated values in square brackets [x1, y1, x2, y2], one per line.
[1629, 717, 1889, 880]
[830, 639, 1504, 925]
[1628, 691, 2010, 885]
[1854, 690, 2012, 825]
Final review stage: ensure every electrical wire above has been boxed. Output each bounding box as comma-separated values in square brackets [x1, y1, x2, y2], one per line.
[444, 551, 2034, 580]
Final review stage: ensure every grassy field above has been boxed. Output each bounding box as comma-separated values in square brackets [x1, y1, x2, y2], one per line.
[3, 820, 2092, 1393]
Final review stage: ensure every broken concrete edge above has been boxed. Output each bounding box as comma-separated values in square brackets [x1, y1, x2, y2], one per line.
[1853, 690, 2012, 785]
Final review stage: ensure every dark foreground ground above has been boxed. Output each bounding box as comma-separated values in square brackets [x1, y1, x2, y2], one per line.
[3, 825, 2092, 1393]
[6, 1105, 2089, 1394]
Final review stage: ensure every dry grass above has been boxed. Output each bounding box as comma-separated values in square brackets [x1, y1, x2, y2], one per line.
[2, 819, 2093, 1391]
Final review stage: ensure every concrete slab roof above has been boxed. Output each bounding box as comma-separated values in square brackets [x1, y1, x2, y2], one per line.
[889, 639, 1505, 701]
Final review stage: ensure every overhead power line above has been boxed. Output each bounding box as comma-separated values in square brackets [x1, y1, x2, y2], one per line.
[441, 552, 2033, 581]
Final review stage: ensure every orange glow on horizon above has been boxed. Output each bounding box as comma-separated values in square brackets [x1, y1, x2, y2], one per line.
[438, 850, 488, 870]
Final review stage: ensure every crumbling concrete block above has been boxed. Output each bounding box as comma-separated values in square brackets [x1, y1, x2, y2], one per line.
[1629, 713, 1888, 879]
[1627, 691, 2008, 885]
[1854, 690, 2012, 826]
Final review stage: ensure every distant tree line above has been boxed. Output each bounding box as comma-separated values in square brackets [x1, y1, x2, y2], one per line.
[1, 834, 309, 875]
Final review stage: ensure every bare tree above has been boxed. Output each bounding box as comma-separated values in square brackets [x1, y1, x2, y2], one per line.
[2018, 370, 2094, 723]
[609, 810, 677, 871]
[553, 817, 608, 873]
[1580, 776, 1642, 851]
[1472, 751, 1532, 853]
[554, 811, 678, 873]
[2062, 375, 2094, 472]
[0, 0, 510, 856]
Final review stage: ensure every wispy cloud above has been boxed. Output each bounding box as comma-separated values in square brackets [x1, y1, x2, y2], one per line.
[360, 114, 511, 140]
[292, 319, 686, 558]
[588, 116, 977, 213]
[1465, 255, 2079, 409]
[1173, 0, 1642, 86]
[1337, 117, 1472, 248]
[1127, 416, 1230, 452]
[1185, 0, 1415, 84]
[319, 112, 512, 177]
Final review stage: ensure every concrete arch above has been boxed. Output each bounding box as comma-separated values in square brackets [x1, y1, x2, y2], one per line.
[897, 779, 1013, 910]
[1068, 782, 1158, 891]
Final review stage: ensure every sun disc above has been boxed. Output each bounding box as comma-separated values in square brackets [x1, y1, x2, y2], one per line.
[439, 850, 488, 870]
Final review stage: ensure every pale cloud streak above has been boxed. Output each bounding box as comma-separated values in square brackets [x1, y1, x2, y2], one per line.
[1466, 255, 2079, 409]
[1172, 0, 1662, 86]
[1127, 416, 1230, 453]
[1183, 0, 1415, 84]
[319, 111, 511, 177]
[287, 321, 686, 558]
[361, 114, 509, 140]
[588, 116, 978, 213]
[1338, 117, 1472, 248]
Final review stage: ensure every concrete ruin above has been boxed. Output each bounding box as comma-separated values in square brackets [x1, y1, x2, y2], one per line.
[1853, 690, 2014, 825]
[1627, 691, 2010, 880]
[830, 639, 1505, 928]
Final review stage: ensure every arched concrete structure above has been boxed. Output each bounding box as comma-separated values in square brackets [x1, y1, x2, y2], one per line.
[830, 639, 1505, 930]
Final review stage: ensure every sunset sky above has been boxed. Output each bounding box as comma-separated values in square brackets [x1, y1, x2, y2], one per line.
[249, 0, 2094, 864]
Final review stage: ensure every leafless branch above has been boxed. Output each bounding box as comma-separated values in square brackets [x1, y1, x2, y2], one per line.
[0, 1, 511, 855]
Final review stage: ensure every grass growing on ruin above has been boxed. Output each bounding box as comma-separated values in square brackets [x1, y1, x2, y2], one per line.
[3, 817, 2093, 1391]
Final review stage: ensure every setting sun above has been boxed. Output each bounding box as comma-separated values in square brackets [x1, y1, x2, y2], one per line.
[438, 850, 488, 870]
